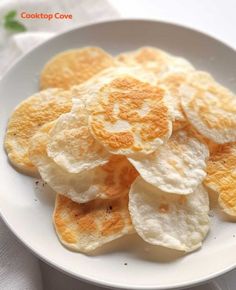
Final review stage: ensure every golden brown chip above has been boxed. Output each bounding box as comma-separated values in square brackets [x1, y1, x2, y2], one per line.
[40, 47, 115, 90]
[53, 194, 134, 253]
[4, 89, 72, 176]
[88, 76, 172, 155]
[181, 71, 236, 144]
[204, 143, 236, 216]
[117, 47, 170, 75]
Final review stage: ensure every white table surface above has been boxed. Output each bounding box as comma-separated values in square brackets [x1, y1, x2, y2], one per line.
[13, 0, 236, 289]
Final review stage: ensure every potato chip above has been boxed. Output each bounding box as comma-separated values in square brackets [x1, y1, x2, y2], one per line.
[168, 56, 195, 73]
[40, 47, 115, 90]
[54, 193, 134, 253]
[185, 124, 219, 155]
[204, 143, 236, 216]
[47, 99, 110, 173]
[181, 71, 236, 144]
[4, 89, 72, 176]
[117, 47, 194, 76]
[185, 71, 215, 88]
[129, 130, 209, 194]
[129, 177, 210, 252]
[86, 75, 172, 156]
[158, 72, 188, 131]
[29, 122, 138, 203]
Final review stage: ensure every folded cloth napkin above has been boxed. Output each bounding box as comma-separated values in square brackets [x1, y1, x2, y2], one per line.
[0, 32, 54, 75]
[0, 218, 43, 290]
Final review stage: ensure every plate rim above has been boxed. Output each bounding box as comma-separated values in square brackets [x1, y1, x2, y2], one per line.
[0, 18, 236, 290]
[1, 18, 236, 78]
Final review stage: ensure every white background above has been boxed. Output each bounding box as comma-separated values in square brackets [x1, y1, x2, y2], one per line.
[111, 0, 236, 48]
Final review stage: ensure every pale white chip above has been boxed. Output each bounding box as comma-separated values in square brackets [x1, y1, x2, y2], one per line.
[129, 177, 210, 252]
[29, 122, 138, 203]
[129, 130, 209, 194]
[168, 56, 194, 73]
[47, 98, 110, 173]
[181, 71, 236, 144]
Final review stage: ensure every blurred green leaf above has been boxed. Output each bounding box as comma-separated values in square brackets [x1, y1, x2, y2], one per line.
[4, 10, 17, 21]
[3, 10, 27, 33]
[4, 20, 26, 32]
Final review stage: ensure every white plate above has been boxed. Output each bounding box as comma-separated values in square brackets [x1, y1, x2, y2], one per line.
[1, 20, 236, 290]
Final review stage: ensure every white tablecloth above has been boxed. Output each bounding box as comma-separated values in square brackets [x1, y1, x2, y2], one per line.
[0, 0, 235, 289]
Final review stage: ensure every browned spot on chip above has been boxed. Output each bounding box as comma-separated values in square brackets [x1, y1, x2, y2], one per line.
[90, 122, 135, 150]
[178, 196, 187, 205]
[101, 212, 124, 236]
[159, 203, 169, 213]
[99, 155, 139, 199]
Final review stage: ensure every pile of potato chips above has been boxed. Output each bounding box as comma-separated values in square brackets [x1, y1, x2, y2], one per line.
[4, 46, 236, 254]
